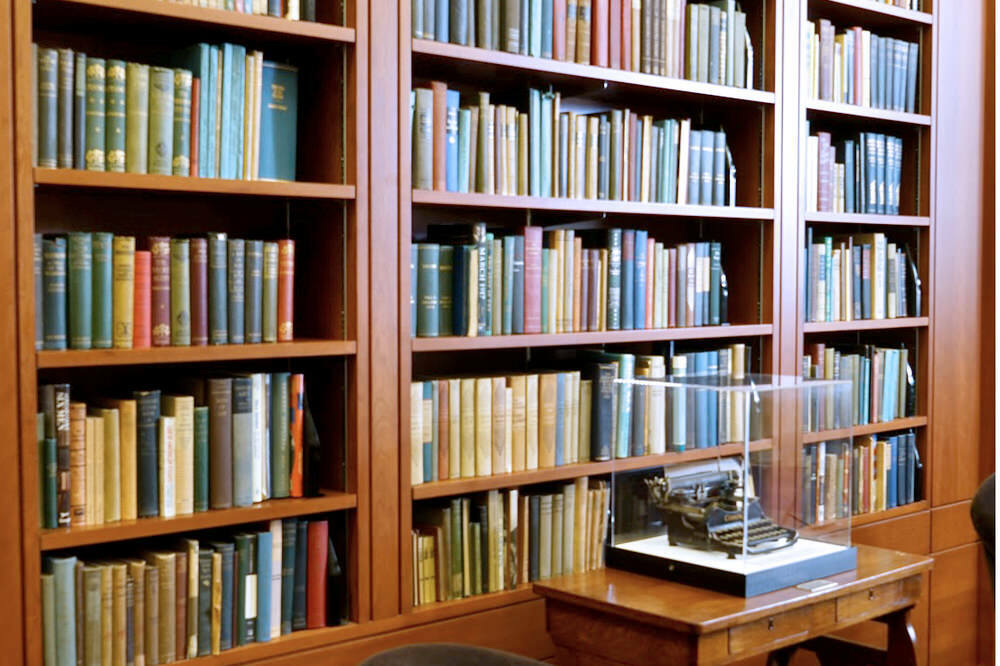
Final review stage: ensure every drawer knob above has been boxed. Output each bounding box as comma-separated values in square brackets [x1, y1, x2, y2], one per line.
[868, 589, 876, 600]
[768, 618, 775, 631]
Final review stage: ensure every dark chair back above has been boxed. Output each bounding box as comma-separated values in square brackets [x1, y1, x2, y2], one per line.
[358, 643, 546, 666]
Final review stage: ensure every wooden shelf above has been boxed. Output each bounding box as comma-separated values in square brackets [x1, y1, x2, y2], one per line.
[40, 490, 357, 551]
[806, 100, 931, 126]
[33, 0, 357, 44]
[37, 339, 357, 368]
[412, 39, 776, 106]
[801, 416, 928, 444]
[804, 211, 931, 227]
[410, 586, 538, 621]
[851, 500, 930, 527]
[34, 168, 357, 200]
[413, 440, 773, 500]
[411, 324, 773, 352]
[809, 0, 933, 26]
[803, 317, 929, 333]
[412, 190, 774, 219]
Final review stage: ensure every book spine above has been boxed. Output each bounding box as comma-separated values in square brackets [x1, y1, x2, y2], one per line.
[416, 244, 441, 336]
[228, 239, 246, 344]
[173, 69, 193, 176]
[262, 242, 279, 342]
[53, 385, 71, 526]
[189, 238, 209, 346]
[256, 530, 273, 641]
[67, 232, 93, 350]
[270, 372, 291, 498]
[91, 232, 113, 349]
[306, 521, 329, 629]
[277, 240, 295, 341]
[73, 52, 86, 169]
[111, 236, 135, 349]
[68, 402, 85, 526]
[293, 520, 308, 630]
[125, 63, 149, 174]
[232, 376, 253, 507]
[206, 233, 228, 344]
[149, 236, 171, 346]
[208, 378, 233, 509]
[170, 239, 192, 345]
[289, 374, 305, 497]
[34, 235, 43, 351]
[133, 390, 161, 517]
[43, 237, 68, 351]
[148, 66, 175, 175]
[84, 57, 106, 171]
[104, 59, 126, 172]
[133, 250, 151, 349]
[37, 48, 58, 168]
[245, 240, 264, 343]
[56, 49, 74, 169]
[193, 406, 209, 512]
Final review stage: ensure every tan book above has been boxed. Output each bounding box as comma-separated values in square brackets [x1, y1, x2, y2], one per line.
[551, 493, 564, 577]
[157, 416, 175, 519]
[180, 538, 198, 658]
[525, 374, 540, 470]
[538, 373, 557, 468]
[631, 0, 641, 71]
[538, 494, 553, 579]
[475, 377, 493, 476]
[550, 231, 563, 332]
[486, 103, 496, 194]
[486, 489, 500, 592]
[409, 382, 423, 485]
[585, 116, 599, 198]
[466, 250, 478, 335]
[459, 378, 476, 478]
[579, 379, 593, 463]
[476, 93, 492, 193]
[421, 382, 433, 480]
[572, 236, 583, 331]
[145, 551, 176, 664]
[494, 105, 506, 195]
[211, 551, 222, 655]
[570, 371, 582, 463]
[491, 377, 507, 475]
[598, 482, 610, 567]
[586, 487, 598, 569]
[161, 395, 194, 516]
[576, 0, 591, 64]
[504, 489, 519, 590]
[508, 376, 527, 472]
[70, 402, 87, 526]
[125, 559, 145, 663]
[460, 498, 471, 595]
[111, 236, 136, 349]
[548, 244, 560, 333]
[565, 112, 577, 198]
[448, 378, 461, 480]
[101, 399, 136, 521]
[87, 415, 104, 526]
[144, 562, 158, 666]
[504, 387, 513, 475]
[99, 563, 112, 666]
[517, 113, 528, 195]
[93, 408, 120, 524]
[111, 562, 127, 666]
[566, 0, 578, 62]
[562, 230, 574, 332]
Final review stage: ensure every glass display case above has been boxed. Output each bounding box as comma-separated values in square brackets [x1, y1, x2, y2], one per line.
[605, 374, 857, 596]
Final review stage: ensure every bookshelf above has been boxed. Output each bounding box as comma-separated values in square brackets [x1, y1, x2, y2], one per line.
[10, 0, 370, 662]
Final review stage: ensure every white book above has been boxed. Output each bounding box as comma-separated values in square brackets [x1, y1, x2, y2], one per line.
[650, 357, 666, 454]
[270, 520, 282, 639]
[262, 374, 271, 500]
[158, 416, 176, 518]
[676, 119, 690, 204]
[410, 382, 424, 485]
[831, 249, 841, 322]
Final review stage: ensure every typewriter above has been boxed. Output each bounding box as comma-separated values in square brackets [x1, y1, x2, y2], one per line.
[645, 468, 798, 558]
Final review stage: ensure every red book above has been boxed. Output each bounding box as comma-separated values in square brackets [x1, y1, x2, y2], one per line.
[609, 0, 621, 68]
[306, 520, 329, 629]
[133, 250, 152, 348]
[189, 238, 208, 346]
[645, 236, 654, 328]
[437, 380, 449, 480]
[522, 227, 542, 333]
[149, 237, 171, 346]
[621, 0, 631, 71]
[553, 0, 567, 60]
[289, 373, 305, 497]
[431, 81, 447, 191]
[190, 77, 200, 178]
[277, 239, 295, 341]
[591, 0, 609, 66]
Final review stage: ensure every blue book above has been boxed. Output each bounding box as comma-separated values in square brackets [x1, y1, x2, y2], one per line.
[220, 44, 235, 179]
[699, 131, 713, 205]
[540, 0, 553, 58]
[621, 230, 635, 330]
[687, 130, 702, 204]
[665, 119, 678, 203]
[232, 45, 247, 179]
[824, 237, 833, 322]
[529, 0, 542, 56]
[843, 140, 855, 212]
[445, 90, 460, 191]
[540, 249, 549, 333]
[259, 61, 299, 181]
[207, 45, 220, 177]
[540, 92, 553, 196]
[512, 235, 525, 334]
[529, 89, 540, 195]
[862, 357, 871, 424]
[423, 382, 433, 482]
[882, 350, 899, 423]
[693, 352, 709, 448]
[435, 0, 449, 41]
[895, 433, 907, 507]
[49, 556, 78, 666]
[430, 382, 438, 481]
[706, 351, 719, 447]
[519, 0, 529, 54]
[502, 235, 514, 335]
[555, 373, 565, 465]
[256, 530, 273, 642]
[634, 230, 647, 329]
[457, 108, 471, 192]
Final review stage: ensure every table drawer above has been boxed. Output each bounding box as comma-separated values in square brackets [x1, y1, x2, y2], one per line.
[837, 580, 904, 624]
[728, 602, 834, 654]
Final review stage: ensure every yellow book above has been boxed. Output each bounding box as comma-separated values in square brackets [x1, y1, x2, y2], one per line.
[211, 551, 222, 655]
[562, 230, 574, 332]
[475, 377, 493, 477]
[578, 379, 592, 463]
[574, 476, 588, 573]
[504, 387, 513, 475]
[563, 372, 577, 463]
[550, 231, 563, 333]
[585, 116, 599, 199]
[100, 563, 112, 666]
[162, 395, 194, 516]
[729, 342, 746, 442]
[504, 489, 519, 590]
[111, 236, 135, 349]
[95, 407, 121, 523]
[566, 111, 577, 198]
[538, 494, 552, 579]
[509, 376, 527, 472]
[491, 376, 507, 475]
[486, 489, 500, 592]
[525, 374, 539, 470]
[103, 399, 137, 521]
[538, 373, 557, 468]
[145, 551, 176, 664]
[89, 415, 105, 525]
[409, 382, 424, 485]
[111, 562, 127, 666]
[448, 378, 461, 480]
[459, 378, 476, 478]
[517, 113, 528, 195]
[125, 559, 145, 662]
[460, 498, 472, 595]
[180, 538, 198, 657]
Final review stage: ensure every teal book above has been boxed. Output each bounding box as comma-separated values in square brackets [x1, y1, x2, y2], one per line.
[172, 69, 193, 176]
[170, 238, 191, 346]
[256, 530, 273, 642]
[280, 519, 297, 634]
[48, 556, 78, 666]
[228, 239, 245, 344]
[502, 235, 514, 335]
[606, 228, 622, 330]
[244, 240, 263, 343]
[539, 91, 553, 196]
[457, 108, 471, 193]
[197, 549, 213, 656]
[582, 351, 633, 458]
[67, 232, 92, 350]
[74, 52, 86, 169]
[232, 45, 246, 180]
[259, 61, 299, 181]
[512, 235, 524, 334]
[438, 245, 454, 336]
[207, 45, 220, 177]
[43, 237, 67, 350]
[147, 66, 175, 175]
[104, 60, 126, 172]
[37, 48, 58, 169]
[208, 233, 228, 344]
[220, 44, 236, 179]
[262, 242, 279, 342]
[709, 241, 721, 325]
[57, 49, 73, 169]
[193, 406, 209, 512]
[234, 533, 256, 645]
[90, 231, 112, 349]
[540, 248, 549, 333]
[416, 243, 440, 337]
[84, 57, 105, 171]
[270, 372, 290, 498]
[40, 414, 57, 528]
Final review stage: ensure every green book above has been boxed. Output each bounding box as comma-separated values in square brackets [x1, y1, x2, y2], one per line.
[449, 498, 463, 596]
[280, 519, 296, 634]
[36, 48, 58, 169]
[148, 66, 175, 175]
[207, 232, 228, 344]
[470, 522, 482, 595]
[73, 52, 86, 169]
[502, 235, 514, 335]
[90, 231, 112, 349]
[262, 242, 279, 343]
[193, 405, 209, 512]
[244, 240, 263, 344]
[125, 62, 149, 174]
[42, 237, 67, 350]
[84, 57, 106, 171]
[56, 49, 74, 169]
[227, 239, 245, 344]
[170, 238, 191, 345]
[104, 59, 126, 172]
[270, 372, 290, 499]
[172, 69, 192, 176]
[438, 245, 454, 337]
[416, 243, 440, 337]
[234, 533, 256, 645]
[67, 232, 93, 349]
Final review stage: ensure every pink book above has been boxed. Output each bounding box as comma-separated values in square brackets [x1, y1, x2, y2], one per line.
[523, 227, 543, 333]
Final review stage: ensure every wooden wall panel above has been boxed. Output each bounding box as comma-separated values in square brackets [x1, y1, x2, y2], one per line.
[930, 501, 978, 552]
[928, 544, 981, 666]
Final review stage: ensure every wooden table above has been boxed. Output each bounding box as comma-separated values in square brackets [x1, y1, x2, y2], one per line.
[533, 544, 933, 666]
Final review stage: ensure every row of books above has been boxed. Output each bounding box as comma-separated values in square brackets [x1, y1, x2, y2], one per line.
[805, 20, 919, 113]
[873, 0, 920, 8]
[410, 224, 729, 338]
[37, 374, 310, 529]
[36, 234, 295, 352]
[802, 342, 915, 431]
[412, 0, 755, 89]
[803, 231, 920, 323]
[166, 0, 318, 20]
[412, 481, 609, 604]
[800, 432, 921, 526]
[409, 343, 758, 485]
[805, 130, 905, 215]
[41, 519, 344, 666]
[34, 43, 298, 181]
[411, 84, 737, 206]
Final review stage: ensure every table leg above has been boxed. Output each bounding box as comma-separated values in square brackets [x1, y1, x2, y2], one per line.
[766, 646, 798, 666]
[885, 608, 918, 666]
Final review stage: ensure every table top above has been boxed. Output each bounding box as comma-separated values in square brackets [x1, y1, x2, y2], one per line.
[533, 544, 933, 635]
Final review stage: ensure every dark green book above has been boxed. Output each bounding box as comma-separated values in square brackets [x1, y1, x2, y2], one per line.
[56, 49, 74, 169]
[292, 519, 308, 630]
[197, 548, 213, 656]
[280, 519, 297, 635]
[125, 62, 149, 174]
[244, 240, 263, 344]
[84, 57, 106, 171]
[104, 60, 126, 172]
[416, 243, 440, 337]
[438, 245, 454, 336]
[67, 232, 92, 349]
[234, 533, 256, 645]
[227, 239, 245, 344]
[170, 238, 191, 345]
[42, 237, 67, 350]
[91, 232, 112, 349]
[449, 498, 463, 596]
[207, 233, 228, 344]
[147, 66, 174, 175]
[207, 541, 234, 650]
[73, 52, 86, 169]
[709, 241, 721, 325]
[36, 48, 58, 169]
[172, 69, 192, 176]
[262, 242, 279, 343]
[470, 521, 482, 594]
[606, 228, 622, 330]
[193, 406, 209, 512]
[270, 372, 290, 498]
[133, 389, 161, 517]
[34, 234, 43, 350]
